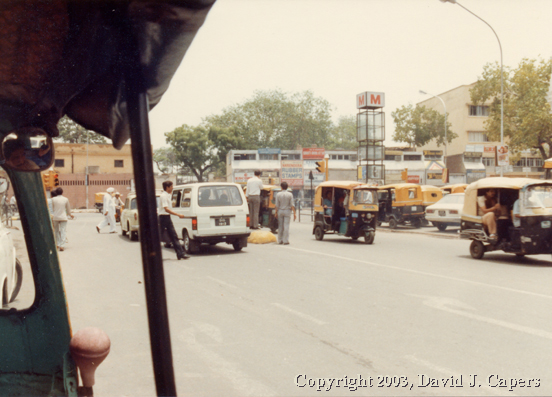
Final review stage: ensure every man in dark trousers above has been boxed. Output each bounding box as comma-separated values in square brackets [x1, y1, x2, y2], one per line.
[159, 181, 190, 260]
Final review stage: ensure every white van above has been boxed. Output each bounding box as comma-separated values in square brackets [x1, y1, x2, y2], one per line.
[170, 182, 250, 252]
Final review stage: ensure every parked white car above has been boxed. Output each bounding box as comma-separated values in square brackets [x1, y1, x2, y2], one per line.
[121, 190, 162, 241]
[425, 193, 465, 231]
[170, 182, 250, 252]
[0, 221, 22, 306]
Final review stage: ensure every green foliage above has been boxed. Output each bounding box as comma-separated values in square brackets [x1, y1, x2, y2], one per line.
[470, 58, 552, 160]
[391, 104, 455, 148]
[153, 147, 179, 174]
[203, 89, 333, 149]
[327, 116, 357, 150]
[56, 116, 107, 144]
[164, 125, 243, 181]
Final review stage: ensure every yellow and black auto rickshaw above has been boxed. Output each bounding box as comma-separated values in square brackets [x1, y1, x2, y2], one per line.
[377, 183, 424, 229]
[313, 181, 378, 244]
[420, 185, 443, 226]
[460, 177, 552, 260]
[441, 183, 468, 195]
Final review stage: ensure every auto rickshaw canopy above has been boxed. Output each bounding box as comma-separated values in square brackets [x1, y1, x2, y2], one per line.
[441, 184, 468, 194]
[316, 180, 371, 190]
[463, 177, 552, 218]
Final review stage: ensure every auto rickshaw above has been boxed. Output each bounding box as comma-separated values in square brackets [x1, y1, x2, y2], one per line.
[460, 177, 552, 260]
[420, 185, 443, 225]
[441, 183, 468, 195]
[0, 1, 215, 396]
[377, 183, 424, 229]
[244, 184, 292, 233]
[313, 181, 378, 244]
[94, 192, 106, 213]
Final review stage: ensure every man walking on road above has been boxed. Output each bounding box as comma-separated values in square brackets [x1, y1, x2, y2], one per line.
[246, 170, 263, 229]
[159, 181, 189, 260]
[52, 187, 74, 251]
[96, 187, 117, 234]
[274, 181, 296, 245]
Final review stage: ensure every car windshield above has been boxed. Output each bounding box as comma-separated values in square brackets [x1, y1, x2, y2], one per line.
[353, 189, 376, 204]
[437, 194, 464, 205]
[198, 185, 243, 207]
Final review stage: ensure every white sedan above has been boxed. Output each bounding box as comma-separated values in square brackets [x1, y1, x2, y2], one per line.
[0, 221, 22, 306]
[425, 193, 464, 231]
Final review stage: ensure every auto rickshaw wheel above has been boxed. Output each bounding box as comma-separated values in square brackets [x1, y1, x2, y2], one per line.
[364, 231, 375, 245]
[9, 259, 22, 303]
[470, 240, 485, 259]
[388, 218, 397, 229]
[314, 226, 324, 241]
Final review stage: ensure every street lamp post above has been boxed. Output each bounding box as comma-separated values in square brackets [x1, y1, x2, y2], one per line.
[420, 90, 447, 165]
[440, 0, 504, 176]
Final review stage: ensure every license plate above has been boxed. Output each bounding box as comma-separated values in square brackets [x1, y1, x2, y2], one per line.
[439, 210, 446, 217]
[542, 220, 551, 229]
[215, 217, 230, 226]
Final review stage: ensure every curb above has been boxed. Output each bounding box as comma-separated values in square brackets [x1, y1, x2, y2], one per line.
[376, 227, 460, 239]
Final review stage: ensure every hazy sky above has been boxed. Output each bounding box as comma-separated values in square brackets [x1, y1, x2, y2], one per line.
[147, 0, 552, 150]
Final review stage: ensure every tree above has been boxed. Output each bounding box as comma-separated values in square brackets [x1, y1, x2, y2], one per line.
[470, 58, 552, 160]
[56, 116, 108, 144]
[327, 115, 357, 150]
[165, 125, 243, 182]
[203, 89, 333, 149]
[391, 104, 455, 148]
[153, 147, 179, 174]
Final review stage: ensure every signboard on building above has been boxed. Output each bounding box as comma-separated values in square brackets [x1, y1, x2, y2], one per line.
[407, 175, 420, 184]
[304, 170, 325, 188]
[233, 171, 255, 184]
[281, 160, 303, 187]
[258, 148, 281, 155]
[497, 145, 509, 166]
[302, 148, 325, 159]
[423, 150, 443, 157]
[484, 145, 496, 153]
[356, 91, 385, 109]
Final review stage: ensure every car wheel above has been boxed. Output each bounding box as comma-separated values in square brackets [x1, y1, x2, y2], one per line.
[436, 223, 447, 232]
[122, 223, 127, 236]
[183, 230, 197, 253]
[9, 259, 23, 303]
[314, 226, 324, 241]
[388, 218, 397, 229]
[232, 241, 243, 252]
[364, 231, 375, 245]
[469, 240, 485, 259]
[130, 229, 139, 241]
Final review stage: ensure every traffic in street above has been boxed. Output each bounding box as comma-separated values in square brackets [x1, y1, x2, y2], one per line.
[9, 212, 552, 396]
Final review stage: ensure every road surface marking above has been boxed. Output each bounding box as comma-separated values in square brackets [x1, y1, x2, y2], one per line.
[180, 324, 276, 396]
[271, 303, 326, 325]
[410, 294, 552, 340]
[287, 246, 552, 301]
[207, 276, 238, 289]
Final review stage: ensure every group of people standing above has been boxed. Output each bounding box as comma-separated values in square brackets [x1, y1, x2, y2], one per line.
[246, 170, 296, 245]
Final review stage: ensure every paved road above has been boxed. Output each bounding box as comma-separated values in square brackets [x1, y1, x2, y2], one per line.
[8, 213, 552, 396]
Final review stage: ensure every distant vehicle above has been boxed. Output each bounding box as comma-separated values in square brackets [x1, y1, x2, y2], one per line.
[0, 221, 22, 306]
[170, 182, 251, 252]
[377, 183, 424, 229]
[425, 193, 465, 231]
[94, 192, 107, 213]
[121, 190, 162, 241]
[441, 184, 468, 195]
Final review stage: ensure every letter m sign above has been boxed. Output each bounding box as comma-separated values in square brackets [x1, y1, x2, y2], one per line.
[357, 91, 385, 109]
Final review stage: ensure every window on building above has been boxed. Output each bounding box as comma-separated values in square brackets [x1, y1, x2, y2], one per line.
[482, 157, 495, 167]
[469, 105, 490, 116]
[385, 154, 401, 161]
[404, 154, 422, 161]
[516, 158, 543, 167]
[234, 153, 256, 161]
[54, 159, 65, 167]
[114, 160, 124, 167]
[424, 155, 442, 160]
[468, 131, 489, 142]
[259, 154, 278, 160]
[281, 154, 300, 160]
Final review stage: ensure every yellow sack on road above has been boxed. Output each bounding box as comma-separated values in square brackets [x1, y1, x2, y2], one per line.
[248, 230, 277, 244]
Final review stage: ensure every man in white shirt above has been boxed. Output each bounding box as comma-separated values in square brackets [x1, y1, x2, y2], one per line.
[96, 187, 117, 233]
[52, 187, 74, 251]
[246, 170, 263, 229]
[159, 181, 189, 260]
